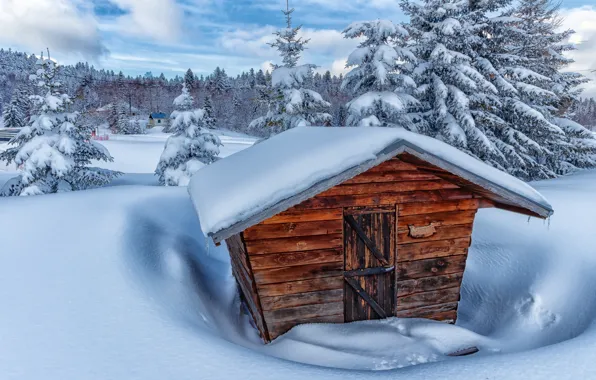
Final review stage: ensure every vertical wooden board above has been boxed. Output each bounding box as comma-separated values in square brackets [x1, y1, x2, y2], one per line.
[394, 204, 399, 316]
[356, 213, 368, 320]
[343, 208, 396, 322]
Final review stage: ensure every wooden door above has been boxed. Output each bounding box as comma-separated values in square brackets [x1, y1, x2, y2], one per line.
[343, 207, 396, 322]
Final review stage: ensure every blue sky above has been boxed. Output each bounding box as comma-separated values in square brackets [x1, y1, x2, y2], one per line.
[0, 0, 594, 94]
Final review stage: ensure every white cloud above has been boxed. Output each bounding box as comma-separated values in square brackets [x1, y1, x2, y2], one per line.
[560, 6, 596, 97]
[217, 25, 358, 75]
[261, 61, 274, 72]
[218, 26, 277, 59]
[0, 0, 106, 58]
[109, 0, 183, 42]
[330, 58, 349, 76]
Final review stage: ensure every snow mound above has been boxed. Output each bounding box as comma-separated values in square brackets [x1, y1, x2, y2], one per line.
[189, 126, 552, 237]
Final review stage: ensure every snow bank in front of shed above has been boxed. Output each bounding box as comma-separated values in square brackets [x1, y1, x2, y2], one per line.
[189, 126, 552, 237]
[1, 170, 596, 379]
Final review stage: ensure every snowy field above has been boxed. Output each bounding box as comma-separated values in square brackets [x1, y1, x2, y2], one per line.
[1, 132, 596, 379]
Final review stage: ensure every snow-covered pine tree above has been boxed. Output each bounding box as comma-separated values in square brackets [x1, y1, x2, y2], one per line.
[336, 104, 347, 126]
[0, 56, 119, 196]
[513, 0, 594, 175]
[110, 102, 130, 134]
[248, 1, 331, 135]
[185, 68, 195, 91]
[155, 83, 222, 186]
[341, 19, 418, 129]
[475, 0, 595, 178]
[119, 115, 144, 135]
[400, 0, 505, 166]
[2, 87, 29, 129]
[203, 95, 216, 129]
[572, 98, 596, 129]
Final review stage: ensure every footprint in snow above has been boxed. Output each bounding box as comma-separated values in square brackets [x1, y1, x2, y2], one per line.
[516, 294, 560, 329]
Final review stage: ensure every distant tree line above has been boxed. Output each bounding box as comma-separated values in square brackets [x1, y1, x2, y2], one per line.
[0, 48, 348, 135]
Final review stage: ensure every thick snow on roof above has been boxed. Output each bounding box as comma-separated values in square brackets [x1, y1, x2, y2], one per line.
[189, 126, 552, 237]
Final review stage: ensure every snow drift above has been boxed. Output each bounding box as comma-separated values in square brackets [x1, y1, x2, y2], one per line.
[1, 169, 596, 379]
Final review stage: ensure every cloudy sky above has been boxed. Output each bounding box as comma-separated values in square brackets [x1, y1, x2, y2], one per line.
[0, 0, 594, 95]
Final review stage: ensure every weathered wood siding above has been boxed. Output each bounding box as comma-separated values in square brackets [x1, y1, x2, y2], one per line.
[225, 234, 270, 341]
[238, 157, 481, 341]
[242, 212, 344, 340]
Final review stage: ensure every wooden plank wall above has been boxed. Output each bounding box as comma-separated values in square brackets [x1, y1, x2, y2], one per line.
[239, 157, 481, 341]
[242, 208, 345, 340]
[225, 234, 270, 341]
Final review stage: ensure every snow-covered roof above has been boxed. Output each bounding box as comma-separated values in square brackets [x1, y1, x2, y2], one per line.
[189, 127, 553, 243]
[151, 112, 168, 119]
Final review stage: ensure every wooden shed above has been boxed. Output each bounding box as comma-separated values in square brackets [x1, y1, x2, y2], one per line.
[189, 127, 553, 342]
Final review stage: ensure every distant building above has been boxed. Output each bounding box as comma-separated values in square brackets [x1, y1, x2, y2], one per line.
[148, 112, 169, 128]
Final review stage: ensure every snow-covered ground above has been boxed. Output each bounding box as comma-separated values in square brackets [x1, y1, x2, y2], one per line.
[1, 132, 596, 379]
[0, 127, 256, 176]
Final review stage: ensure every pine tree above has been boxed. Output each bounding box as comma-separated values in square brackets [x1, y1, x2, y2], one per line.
[475, 0, 595, 178]
[336, 104, 347, 126]
[401, 0, 506, 167]
[249, 1, 331, 136]
[185, 68, 195, 91]
[211, 67, 231, 94]
[512, 0, 594, 175]
[0, 56, 119, 196]
[155, 83, 222, 186]
[110, 102, 131, 134]
[203, 95, 216, 129]
[119, 114, 145, 135]
[2, 87, 28, 129]
[108, 102, 120, 132]
[342, 20, 418, 129]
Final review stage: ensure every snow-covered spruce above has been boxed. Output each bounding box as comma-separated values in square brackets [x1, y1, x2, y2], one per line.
[342, 20, 418, 129]
[248, 3, 331, 136]
[0, 57, 119, 196]
[400, 0, 508, 167]
[2, 86, 29, 129]
[184, 68, 195, 91]
[476, 0, 595, 179]
[155, 83, 222, 186]
[203, 95, 216, 129]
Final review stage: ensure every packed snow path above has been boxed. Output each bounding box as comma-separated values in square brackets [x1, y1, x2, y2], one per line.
[1, 132, 596, 379]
